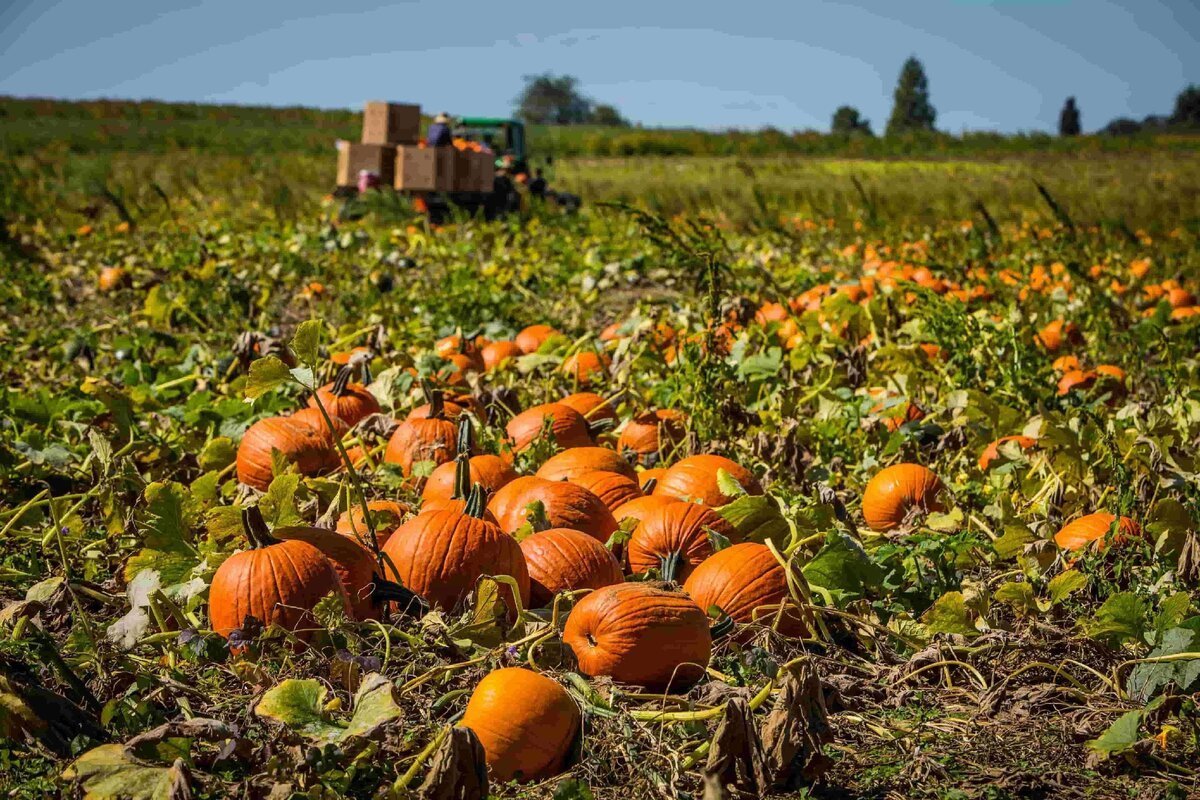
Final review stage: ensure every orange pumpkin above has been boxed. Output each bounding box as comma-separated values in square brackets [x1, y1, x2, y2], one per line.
[568, 470, 643, 514]
[422, 454, 517, 508]
[488, 476, 617, 542]
[652, 454, 762, 507]
[869, 399, 925, 432]
[562, 582, 712, 690]
[98, 266, 130, 292]
[308, 367, 380, 427]
[611, 494, 673, 527]
[861, 463, 945, 532]
[558, 392, 619, 426]
[384, 391, 459, 476]
[536, 447, 637, 482]
[561, 351, 610, 386]
[272, 523, 379, 620]
[515, 324, 560, 354]
[978, 436, 1037, 471]
[617, 409, 688, 466]
[627, 501, 734, 581]
[1054, 513, 1141, 552]
[459, 668, 579, 783]
[683, 543, 806, 635]
[1036, 319, 1083, 353]
[236, 409, 343, 491]
[1051, 354, 1081, 373]
[637, 468, 666, 492]
[335, 500, 409, 547]
[506, 403, 593, 452]
[480, 340, 524, 371]
[520, 528, 624, 607]
[1057, 369, 1098, 396]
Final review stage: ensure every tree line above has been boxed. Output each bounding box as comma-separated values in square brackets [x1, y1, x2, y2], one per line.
[517, 60, 1200, 137]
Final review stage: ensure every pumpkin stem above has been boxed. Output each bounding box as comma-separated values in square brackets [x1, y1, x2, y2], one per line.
[464, 482, 487, 519]
[455, 414, 474, 453]
[371, 576, 429, 617]
[331, 365, 354, 397]
[241, 506, 278, 549]
[642, 478, 658, 495]
[429, 388, 446, 420]
[586, 417, 615, 438]
[659, 550, 683, 583]
[451, 450, 471, 503]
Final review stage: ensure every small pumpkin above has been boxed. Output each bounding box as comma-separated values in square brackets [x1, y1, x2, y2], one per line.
[384, 389, 459, 477]
[1056, 368, 1097, 396]
[515, 324, 560, 354]
[683, 543, 806, 635]
[977, 436, 1037, 471]
[1054, 513, 1141, 552]
[209, 508, 349, 641]
[536, 446, 637, 483]
[481, 340, 524, 371]
[335, 500, 409, 547]
[562, 582, 712, 690]
[869, 399, 925, 432]
[559, 392, 619, 426]
[308, 366, 380, 427]
[861, 463, 945, 532]
[561, 350, 610, 386]
[488, 477, 617, 542]
[459, 668, 579, 783]
[1036, 319, 1083, 353]
[506, 403, 593, 453]
[520, 528, 624, 607]
[652, 454, 762, 507]
[627, 501, 734, 582]
[423, 455, 517, 508]
[236, 410, 342, 491]
[617, 409, 687, 466]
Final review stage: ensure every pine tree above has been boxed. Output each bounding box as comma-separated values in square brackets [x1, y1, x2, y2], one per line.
[831, 106, 873, 136]
[885, 57, 937, 136]
[1059, 97, 1081, 136]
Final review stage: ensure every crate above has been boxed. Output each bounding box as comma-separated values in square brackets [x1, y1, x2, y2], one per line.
[361, 101, 421, 145]
[433, 147, 457, 192]
[394, 145, 436, 191]
[336, 143, 395, 187]
[454, 150, 495, 192]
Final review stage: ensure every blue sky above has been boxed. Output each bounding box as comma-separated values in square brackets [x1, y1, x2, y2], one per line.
[1, 0, 1196, 133]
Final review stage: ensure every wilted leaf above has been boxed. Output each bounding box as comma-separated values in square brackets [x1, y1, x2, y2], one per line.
[259, 474, 303, 528]
[198, 437, 236, 471]
[1127, 628, 1200, 701]
[63, 744, 191, 800]
[341, 673, 403, 741]
[992, 524, 1033, 560]
[994, 581, 1039, 616]
[715, 468, 748, 499]
[922, 591, 978, 637]
[125, 482, 198, 584]
[254, 679, 344, 743]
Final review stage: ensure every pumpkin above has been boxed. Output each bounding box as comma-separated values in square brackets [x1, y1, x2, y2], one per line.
[558, 392, 619, 426]
[978, 436, 1037, 471]
[627, 501, 734, 582]
[568, 470, 643, 514]
[869, 399, 925, 432]
[488, 477, 617, 542]
[1096, 364, 1127, 383]
[236, 410, 342, 491]
[1054, 513, 1141, 552]
[209, 508, 348, 641]
[1057, 369, 1097, 396]
[436, 333, 485, 363]
[335, 499, 409, 547]
[481, 340, 524, 371]
[97, 266, 129, 292]
[436, 353, 480, 386]
[308, 366, 380, 427]
[406, 391, 483, 421]
[683, 543, 805, 635]
[384, 390, 459, 476]
[272, 524, 380, 620]
[1036, 319, 1082, 353]
[1051, 354, 1081, 373]
[520, 528, 624, 607]
[381, 488, 529, 616]
[561, 351, 610, 386]
[515, 324, 559, 354]
[506, 403, 593, 452]
[562, 582, 712, 690]
[617, 409, 687, 466]
[861, 463, 945, 532]
[459, 668, 579, 783]
[611, 494, 673, 527]
[652, 454, 762, 507]
[637, 468, 666, 492]
[536, 447, 637, 483]
[422, 455, 517, 508]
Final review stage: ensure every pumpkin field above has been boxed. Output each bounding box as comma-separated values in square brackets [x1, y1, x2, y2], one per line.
[2, 134, 1200, 799]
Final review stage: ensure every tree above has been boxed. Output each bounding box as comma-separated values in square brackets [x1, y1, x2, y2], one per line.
[1058, 97, 1081, 136]
[885, 57, 937, 136]
[514, 74, 593, 125]
[1171, 84, 1200, 129]
[831, 106, 873, 136]
[589, 104, 629, 127]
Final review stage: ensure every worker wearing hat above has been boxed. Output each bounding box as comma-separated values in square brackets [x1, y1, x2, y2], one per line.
[427, 112, 453, 147]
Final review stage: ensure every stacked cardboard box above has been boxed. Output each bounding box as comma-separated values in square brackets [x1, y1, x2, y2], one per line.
[336, 101, 420, 186]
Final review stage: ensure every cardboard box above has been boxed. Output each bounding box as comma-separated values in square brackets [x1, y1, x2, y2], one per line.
[451, 150, 495, 192]
[336, 143, 395, 187]
[394, 145, 436, 191]
[433, 147, 457, 192]
[361, 101, 421, 145]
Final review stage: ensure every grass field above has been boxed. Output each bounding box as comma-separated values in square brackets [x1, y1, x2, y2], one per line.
[2, 99, 1199, 799]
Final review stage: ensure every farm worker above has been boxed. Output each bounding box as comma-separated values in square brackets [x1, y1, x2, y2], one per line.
[427, 113, 453, 147]
[528, 169, 547, 199]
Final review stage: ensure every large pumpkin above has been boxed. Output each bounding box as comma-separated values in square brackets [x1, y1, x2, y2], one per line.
[209, 509, 348, 641]
[384, 391, 459, 476]
[562, 583, 712, 690]
[611, 494, 673, 527]
[308, 367, 380, 427]
[381, 492, 529, 616]
[335, 500, 409, 548]
[236, 409, 342, 491]
[627, 501, 734, 582]
[422, 454, 517, 508]
[617, 409, 687, 466]
[861, 463, 945, 532]
[520, 528, 624, 607]
[1054, 512, 1141, 552]
[559, 392, 619, 426]
[569, 470, 643, 514]
[506, 403, 593, 453]
[536, 447, 637, 483]
[683, 543, 805, 635]
[273, 524, 379, 620]
[652, 454, 763, 507]
[488, 477, 617, 542]
[459, 668, 579, 783]
[978, 436, 1037, 471]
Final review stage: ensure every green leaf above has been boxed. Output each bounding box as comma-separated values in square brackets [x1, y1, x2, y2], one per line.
[736, 347, 782, 381]
[244, 356, 292, 400]
[289, 366, 316, 390]
[198, 437, 237, 471]
[1047, 570, 1088, 605]
[922, 591, 979, 637]
[992, 524, 1033, 560]
[342, 673, 403, 741]
[714, 494, 789, 549]
[925, 507, 963, 533]
[1085, 710, 1142, 758]
[715, 468, 748, 499]
[801, 532, 882, 605]
[259, 474, 303, 528]
[1085, 592, 1148, 646]
[125, 482, 198, 584]
[1127, 628, 1200, 701]
[994, 581, 1039, 616]
[63, 744, 188, 800]
[291, 319, 324, 366]
[1150, 592, 1192, 638]
[255, 679, 344, 743]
